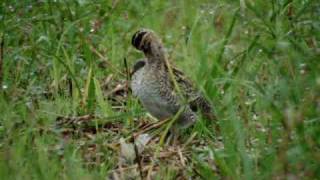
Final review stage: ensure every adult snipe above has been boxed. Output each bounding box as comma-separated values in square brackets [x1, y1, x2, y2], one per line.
[131, 29, 215, 129]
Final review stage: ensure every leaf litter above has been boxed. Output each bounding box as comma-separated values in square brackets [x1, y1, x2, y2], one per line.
[54, 73, 221, 179]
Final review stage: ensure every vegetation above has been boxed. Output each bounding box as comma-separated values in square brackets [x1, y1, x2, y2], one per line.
[0, 0, 319, 179]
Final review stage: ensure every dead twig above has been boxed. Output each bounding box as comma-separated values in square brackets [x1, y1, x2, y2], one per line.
[134, 137, 144, 180]
[56, 114, 96, 126]
[101, 74, 113, 89]
[106, 83, 127, 97]
[109, 164, 138, 174]
[177, 147, 186, 167]
[85, 37, 126, 77]
[133, 118, 171, 138]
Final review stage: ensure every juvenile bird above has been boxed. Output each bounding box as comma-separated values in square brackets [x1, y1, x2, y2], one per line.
[131, 29, 215, 129]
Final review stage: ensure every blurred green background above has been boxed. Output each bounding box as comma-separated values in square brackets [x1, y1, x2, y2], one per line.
[0, 0, 319, 179]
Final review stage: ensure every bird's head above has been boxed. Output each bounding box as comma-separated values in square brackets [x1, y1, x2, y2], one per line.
[131, 29, 165, 60]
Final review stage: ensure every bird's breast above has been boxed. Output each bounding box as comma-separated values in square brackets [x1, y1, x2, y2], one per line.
[131, 67, 173, 120]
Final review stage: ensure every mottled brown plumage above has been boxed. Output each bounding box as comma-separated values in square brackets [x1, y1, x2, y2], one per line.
[131, 29, 215, 129]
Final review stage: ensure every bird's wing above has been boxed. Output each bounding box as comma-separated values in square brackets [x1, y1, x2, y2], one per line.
[131, 59, 215, 120]
[167, 65, 216, 120]
[131, 59, 146, 77]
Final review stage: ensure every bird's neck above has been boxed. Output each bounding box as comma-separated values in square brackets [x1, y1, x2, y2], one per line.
[144, 43, 167, 68]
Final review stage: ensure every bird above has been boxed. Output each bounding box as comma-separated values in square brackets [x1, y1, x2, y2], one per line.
[130, 29, 215, 130]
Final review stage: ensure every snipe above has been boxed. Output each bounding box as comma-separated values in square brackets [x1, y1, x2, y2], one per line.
[131, 29, 215, 129]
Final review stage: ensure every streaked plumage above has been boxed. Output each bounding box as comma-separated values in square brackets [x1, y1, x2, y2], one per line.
[131, 29, 215, 129]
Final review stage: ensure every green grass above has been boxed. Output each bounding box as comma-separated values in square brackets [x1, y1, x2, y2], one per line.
[1, 0, 320, 179]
